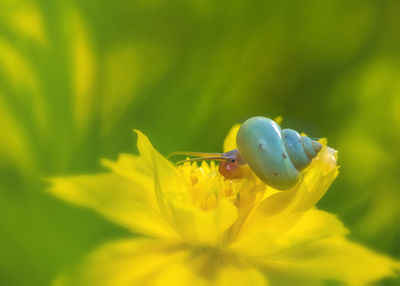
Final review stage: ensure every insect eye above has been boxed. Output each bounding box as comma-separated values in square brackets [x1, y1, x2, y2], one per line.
[231, 159, 236, 163]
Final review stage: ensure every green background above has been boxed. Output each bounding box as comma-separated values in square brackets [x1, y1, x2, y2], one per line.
[1, 0, 399, 285]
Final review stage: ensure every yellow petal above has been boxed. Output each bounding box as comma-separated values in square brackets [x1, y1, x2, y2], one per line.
[145, 135, 238, 243]
[223, 124, 241, 152]
[263, 236, 400, 285]
[101, 153, 154, 196]
[47, 173, 175, 238]
[290, 145, 339, 212]
[216, 265, 268, 286]
[142, 134, 239, 244]
[133, 129, 181, 195]
[134, 129, 220, 243]
[133, 129, 156, 169]
[273, 116, 283, 126]
[56, 238, 273, 286]
[149, 259, 208, 286]
[56, 238, 195, 286]
[168, 198, 238, 244]
[230, 209, 348, 257]
[133, 130, 188, 219]
[241, 145, 338, 237]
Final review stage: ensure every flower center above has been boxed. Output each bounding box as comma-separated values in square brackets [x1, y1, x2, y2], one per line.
[178, 161, 267, 212]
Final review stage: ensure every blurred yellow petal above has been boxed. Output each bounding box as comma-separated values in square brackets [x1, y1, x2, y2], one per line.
[0, 94, 36, 173]
[99, 41, 171, 135]
[273, 116, 283, 126]
[149, 259, 208, 286]
[100, 46, 139, 135]
[263, 236, 400, 285]
[69, 10, 96, 134]
[223, 124, 240, 152]
[216, 265, 268, 286]
[3, 2, 46, 44]
[0, 38, 48, 132]
[0, 38, 35, 90]
[58, 238, 192, 286]
[48, 173, 175, 238]
[56, 238, 270, 286]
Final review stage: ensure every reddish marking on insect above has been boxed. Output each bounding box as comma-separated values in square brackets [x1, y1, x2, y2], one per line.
[218, 160, 244, 179]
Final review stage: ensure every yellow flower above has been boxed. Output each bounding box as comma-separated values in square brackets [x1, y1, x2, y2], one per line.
[49, 126, 399, 286]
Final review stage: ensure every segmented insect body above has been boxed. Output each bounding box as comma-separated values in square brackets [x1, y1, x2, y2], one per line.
[170, 116, 322, 190]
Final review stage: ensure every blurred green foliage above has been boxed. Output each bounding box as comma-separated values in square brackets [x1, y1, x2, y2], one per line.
[0, 0, 399, 285]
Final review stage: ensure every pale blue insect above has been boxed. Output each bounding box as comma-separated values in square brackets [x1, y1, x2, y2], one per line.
[170, 116, 323, 190]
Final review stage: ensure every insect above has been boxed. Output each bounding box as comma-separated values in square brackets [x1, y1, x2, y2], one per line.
[170, 116, 322, 190]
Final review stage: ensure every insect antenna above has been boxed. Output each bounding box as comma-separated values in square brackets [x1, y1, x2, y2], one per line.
[168, 151, 231, 165]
